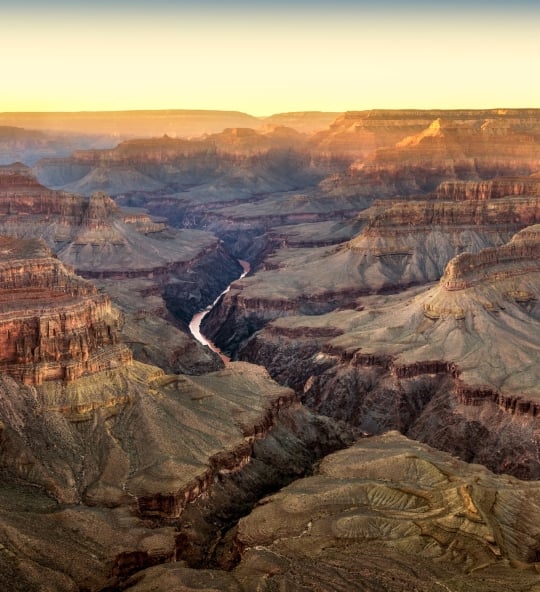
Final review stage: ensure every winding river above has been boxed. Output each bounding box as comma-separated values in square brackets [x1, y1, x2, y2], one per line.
[189, 259, 250, 363]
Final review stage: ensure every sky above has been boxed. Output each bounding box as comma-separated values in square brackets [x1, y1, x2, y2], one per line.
[1, 0, 539, 115]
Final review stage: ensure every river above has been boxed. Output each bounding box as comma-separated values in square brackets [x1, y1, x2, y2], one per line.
[188, 259, 250, 363]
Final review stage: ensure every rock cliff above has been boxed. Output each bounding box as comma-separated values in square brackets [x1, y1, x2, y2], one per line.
[0, 236, 130, 385]
[0, 357, 353, 589]
[324, 112, 540, 198]
[33, 129, 325, 199]
[435, 177, 540, 201]
[0, 167, 242, 373]
[0, 234, 355, 591]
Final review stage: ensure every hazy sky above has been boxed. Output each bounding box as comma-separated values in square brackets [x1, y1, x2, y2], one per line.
[1, 0, 539, 114]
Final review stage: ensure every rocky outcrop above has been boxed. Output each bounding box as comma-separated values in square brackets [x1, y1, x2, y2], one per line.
[203, 188, 540, 355]
[0, 236, 130, 385]
[123, 432, 540, 592]
[360, 195, 540, 238]
[0, 359, 354, 589]
[33, 130, 327, 197]
[435, 177, 540, 201]
[0, 165, 86, 223]
[310, 109, 437, 157]
[0, 234, 355, 592]
[438, 227, 540, 291]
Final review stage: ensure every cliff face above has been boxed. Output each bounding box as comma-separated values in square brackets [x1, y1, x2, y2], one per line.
[310, 109, 436, 157]
[27, 109, 540, 206]
[0, 236, 130, 385]
[0, 234, 357, 591]
[33, 129, 325, 199]
[0, 166, 86, 223]
[435, 177, 540, 201]
[0, 359, 353, 589]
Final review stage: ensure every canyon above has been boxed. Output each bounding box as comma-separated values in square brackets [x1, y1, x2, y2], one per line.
[0, 108, 540, 591]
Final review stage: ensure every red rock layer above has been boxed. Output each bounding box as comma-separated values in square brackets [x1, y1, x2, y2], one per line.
[434, 177, 540, 201]
[0, 236, 131, 385]
[0, 168, 84, 219]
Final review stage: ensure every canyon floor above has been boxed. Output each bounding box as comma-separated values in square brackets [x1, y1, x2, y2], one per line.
[1, 109, 540, 591]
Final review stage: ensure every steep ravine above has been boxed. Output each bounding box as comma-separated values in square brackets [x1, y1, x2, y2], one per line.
[103, 399, 356, 591]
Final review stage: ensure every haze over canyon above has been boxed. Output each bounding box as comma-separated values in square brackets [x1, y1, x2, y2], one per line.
[0, 107, 540, 592]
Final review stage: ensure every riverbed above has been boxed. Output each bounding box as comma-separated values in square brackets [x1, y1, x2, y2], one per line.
[188, 259, 250, 363]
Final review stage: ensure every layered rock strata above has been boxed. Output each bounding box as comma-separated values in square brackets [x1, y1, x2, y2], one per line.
[0, 236, 130, 385]
[0, 360, 353, 589]
[33, 129, 327, 199]
[324, 113, 540, 198]
[435, 177, 540, 201]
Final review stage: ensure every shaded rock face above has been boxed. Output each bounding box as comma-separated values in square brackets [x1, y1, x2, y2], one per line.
[239, 227, 540, 479]
[124, 433, 540, 592]
[0, 236, 130, 385]
[33, 132, 333, 199]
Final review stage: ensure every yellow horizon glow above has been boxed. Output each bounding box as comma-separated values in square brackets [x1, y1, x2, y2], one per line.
[1, 9, 539, 116]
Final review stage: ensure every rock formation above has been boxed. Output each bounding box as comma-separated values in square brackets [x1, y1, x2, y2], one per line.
[0, 355, 352, 589]
[310, 109, 437, 157]
[0, 237, 353, 588]
[434, 177, 540, 201]
[33, 129, 325, 198]
[123, 432, 540, 592]
[324, 111, 540, 198]
[2, 110, 540, 591]
[0, 236, 130, 385]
